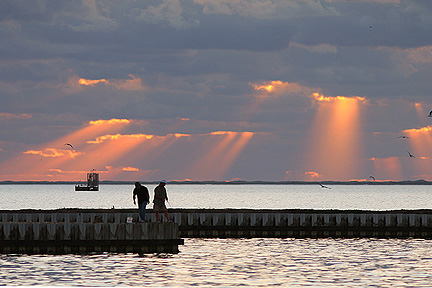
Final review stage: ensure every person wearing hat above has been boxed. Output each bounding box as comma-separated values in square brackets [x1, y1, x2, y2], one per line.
[133, 182, 150, 222]
[153, 180, 171, 222]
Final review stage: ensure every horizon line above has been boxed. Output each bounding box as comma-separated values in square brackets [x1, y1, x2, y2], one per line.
[1, 179, 431, 185]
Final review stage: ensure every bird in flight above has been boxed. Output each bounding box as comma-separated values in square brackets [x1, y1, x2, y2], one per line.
[369, 176, 376, 181]
[429, 111, 432, 117]
[407, 151, 415, 158]
[397, 136, 409, 139]
[64, 143, 74, 149]
[319, 183, 331, 189]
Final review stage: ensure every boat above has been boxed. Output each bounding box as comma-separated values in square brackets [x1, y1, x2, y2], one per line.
[75, 170, 99, 191]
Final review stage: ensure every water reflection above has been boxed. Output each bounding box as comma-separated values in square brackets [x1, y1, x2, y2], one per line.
[0, 238, 432, 287]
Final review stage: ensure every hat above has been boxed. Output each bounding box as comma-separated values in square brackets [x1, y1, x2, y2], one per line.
[161, 179, 167, 184]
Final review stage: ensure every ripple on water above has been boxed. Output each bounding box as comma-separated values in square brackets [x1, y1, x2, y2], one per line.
[0, 238, 432, 287]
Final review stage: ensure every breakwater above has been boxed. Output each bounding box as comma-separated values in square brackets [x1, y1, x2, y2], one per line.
[0, 209, 183, 254]
[171, 209, 432, 238]
[1, 208, 432, 254]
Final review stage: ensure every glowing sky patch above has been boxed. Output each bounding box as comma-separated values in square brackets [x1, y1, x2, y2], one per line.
[79, 78, 107, 86]
[403, 126, 432, 134]
[89, 119, 131, 125]
[305, 171, 321, 179]
[401, 125, 432, 178]
[312, 93, 366, 102]
[251, 81, 307, 96]
[87, 133, 154, 144]
[0, 118, 134, 181]
[122, 167, 139, 172]
[185, 131, 254, 180]
[371, 157, 403, 181]
[173, 133, 191, 137]
[305, 96, 363, 180]
[24, 148, 81, 159]
[78, 75, 145, 91]
[252, 80, 284, 92]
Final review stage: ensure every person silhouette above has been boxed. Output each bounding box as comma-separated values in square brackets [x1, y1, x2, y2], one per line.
[153, 180, 171, 222]
[133, 182, 150, 222]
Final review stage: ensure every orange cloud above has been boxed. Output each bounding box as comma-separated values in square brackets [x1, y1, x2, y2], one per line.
[89, 118, 131, 125]
[23, 148, 81, 159]
[104, 166, 156, 180]
[244, 80, 318, 121]
[78, 75, 146, 91]
[403, 126, 432, 134]
[87, 133, 154, 144]
[210, 131, 236, 135]
[312, 93, 366, 102]
[174, 133, 191, 137]
[111, 74, 145, 91]
[404, 45, 432, 64]
[251, 81, 308, 95]
[252, 80, 284, 92]
[289, 43, 338, 54]
[48, 168, 89, 175]
[79, 78, 107, 86]
[122, 167, 140, 172]
[0, 113, 32, 120]
[305, 171, 321, 179]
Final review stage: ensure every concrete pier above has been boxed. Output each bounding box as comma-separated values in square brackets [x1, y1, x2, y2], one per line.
[1, 208, 432, 254]
[0, 209, 183, 254]
[169, 209, 432, 238]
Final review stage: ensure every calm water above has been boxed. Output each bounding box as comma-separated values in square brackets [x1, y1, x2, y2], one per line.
[0, 184, 431, 210]
[0, 238, 431, 287]
[1, 184, 432, 287]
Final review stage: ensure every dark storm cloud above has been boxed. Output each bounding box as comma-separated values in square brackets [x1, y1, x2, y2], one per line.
[293, 1, 432, 48]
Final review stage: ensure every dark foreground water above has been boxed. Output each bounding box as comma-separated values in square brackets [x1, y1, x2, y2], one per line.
[1, 184, 432, 286]
[1, 238, 432, 287]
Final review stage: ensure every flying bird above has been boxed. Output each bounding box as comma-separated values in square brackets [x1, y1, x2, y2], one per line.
[428, 111, 432, 117]
[369, 176, 376, 181]
[397, 136, 409, 139]
[64, 143, 74, 149]
[319, 183, 331, 189]
[407, 151, 415, 158]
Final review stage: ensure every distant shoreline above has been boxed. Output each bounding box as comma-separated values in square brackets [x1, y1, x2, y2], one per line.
[1, 180, 432, 185]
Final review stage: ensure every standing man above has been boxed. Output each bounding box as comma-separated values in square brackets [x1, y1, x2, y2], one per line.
[153, 180, 171, 222]
[133, 182, 150, 222]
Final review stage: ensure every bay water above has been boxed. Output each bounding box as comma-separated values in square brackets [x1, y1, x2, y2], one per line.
[0, 184, 431, 287]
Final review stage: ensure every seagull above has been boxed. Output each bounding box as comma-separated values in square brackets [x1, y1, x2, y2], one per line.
[319, 183, 331, 189]
[369, 176, 376, 181]
[397, 136, 409, 139]
[64, 143, 74, 149]
[408, 151, 415, 158]
[429, 111, 432, 117]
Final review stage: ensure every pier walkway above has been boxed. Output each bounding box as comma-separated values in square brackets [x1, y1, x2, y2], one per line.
[1, 208, 432, 254]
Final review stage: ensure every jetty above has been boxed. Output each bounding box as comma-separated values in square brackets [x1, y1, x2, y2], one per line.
[171, 208, 432, 238]
[1, 208, 432, 254]
[0, 209, 182, 254]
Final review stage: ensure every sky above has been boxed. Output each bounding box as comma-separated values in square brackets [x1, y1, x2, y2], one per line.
[2, 0, 432, 182]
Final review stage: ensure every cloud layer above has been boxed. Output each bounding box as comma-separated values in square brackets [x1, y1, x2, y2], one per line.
[1, 0, 432, 181]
